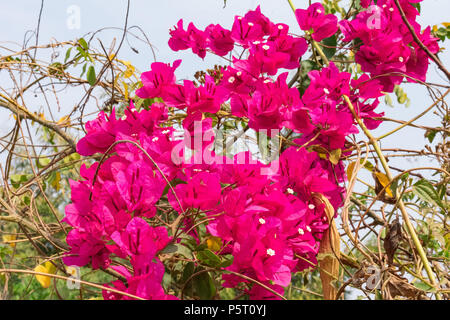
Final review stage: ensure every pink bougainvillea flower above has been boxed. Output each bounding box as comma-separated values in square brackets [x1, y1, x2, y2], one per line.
[168, 19, 208, 58]
[295, 3, 338, 41]
[76, 108, 128, 156]
[231, 6, 272, 47]
[168, 19, 190, 51]
[206, 24, 234, 56]
[136, 60, 181, 99]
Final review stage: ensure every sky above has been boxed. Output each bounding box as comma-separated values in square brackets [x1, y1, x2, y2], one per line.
[0, 0, 448, 299]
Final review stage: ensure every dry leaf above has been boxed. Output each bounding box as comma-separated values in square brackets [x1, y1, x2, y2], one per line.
[313, 193, 340, 300]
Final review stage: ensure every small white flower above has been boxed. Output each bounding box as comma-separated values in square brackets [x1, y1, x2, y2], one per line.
[264, 79, 272, 83]
[308, 204, 315, 210]
[382, 4, 387, 8]
[266, 248, 276, 256]
[306, 226, 312, 232]
[262, 44, 270, 50]
[389, 7, 394, 12]
[278, 25, 284, 30]
[287, 188, 294, 194]
[152, 137, 159, 142]
[259, 218, 266, 225]
[237, 16, 243, 20]
[236, 71, 242, 76]
[317, 9, 322, 14]
[121, 115, 127, 120]
[324, 88, 330, 95]
[399, 57, 404, 62]
[248, 22, 254, 27]
[253, 40, 261, 45]
[228, 76, 236, 83]
[298, 228, 304, 235]
[162, 129, 170, 134]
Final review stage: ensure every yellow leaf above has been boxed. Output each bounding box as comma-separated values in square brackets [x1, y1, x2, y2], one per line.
[375, 172, 393, 198]
[346, 161, 356, 181]
[122, 61, 135, 79]
[34, 261, 57, 288]
[57, 115, 71, 126]
[206, 236, 222, 252]
[122, 81, 129, 101]
[329, 149, 341, 165]
[2, 234, 17, 248]
[51, 171, 61, 191]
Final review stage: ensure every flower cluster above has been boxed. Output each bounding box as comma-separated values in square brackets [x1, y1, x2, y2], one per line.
[340, 0, 439, 92]
[63, 1, 437, 299]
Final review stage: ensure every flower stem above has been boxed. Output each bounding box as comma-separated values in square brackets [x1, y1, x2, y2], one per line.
[287, 0, 296, 13]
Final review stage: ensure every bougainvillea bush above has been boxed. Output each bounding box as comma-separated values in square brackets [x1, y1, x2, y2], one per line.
[57, 0, 447, 300]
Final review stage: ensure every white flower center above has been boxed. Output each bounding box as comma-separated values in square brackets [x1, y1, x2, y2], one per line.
[266, 248, 276, 256]
[228, 76, 236, 83]
[259, 218, 266, 225]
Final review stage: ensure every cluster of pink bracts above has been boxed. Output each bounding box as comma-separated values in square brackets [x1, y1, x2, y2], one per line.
[63, 1, 438, 299]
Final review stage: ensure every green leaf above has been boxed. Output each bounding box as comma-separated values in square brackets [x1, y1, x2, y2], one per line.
[64, 47, 72, 63]
[80, 63, 87, 78]
[161, 243, 193, 259]
[321, 35, 337, 60]
[37, 157, 51, 168]
[87, 65, 96, 86]
[78, 38, 88, 50]
[425, 129, 437, 143]
[196, 249, 221, 267]
[10, 174, 27, 188]
[412, 179, 444, 210]
[194, 269, 216, 300]
[219, 255, 234, 268]
[181, 262, 195, 296]
[411, 3, 421, 13]
[413, 281, 435, 292]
